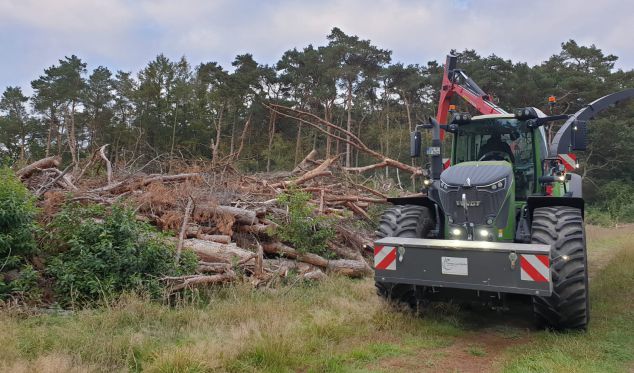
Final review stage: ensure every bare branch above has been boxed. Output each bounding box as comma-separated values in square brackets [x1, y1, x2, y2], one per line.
[99, 144, 114, 185]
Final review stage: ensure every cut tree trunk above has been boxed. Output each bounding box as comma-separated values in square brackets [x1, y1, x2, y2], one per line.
[183, 239, 254, 264]
[238, 223, 274, 235]
[327, 242, 364, 261]
[346, 202, 371, 221]
[262, 241, 371, 278]
[193, 205, 258, 226]
[90, 173, 201, 194]
[327, 259, 372, 278]
[262, 241, 329, 268]
[197, 234, 231, 244]
[293, 149, 318, 174]
[16, 156, 61, 179]
[164, 272, 236, 291]
[197, 262, 232, 273]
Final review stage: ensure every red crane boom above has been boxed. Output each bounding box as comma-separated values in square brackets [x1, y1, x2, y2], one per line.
[436, 55, 507, 139]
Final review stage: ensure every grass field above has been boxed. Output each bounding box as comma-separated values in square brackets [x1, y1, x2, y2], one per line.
[0, 225, 632, 373]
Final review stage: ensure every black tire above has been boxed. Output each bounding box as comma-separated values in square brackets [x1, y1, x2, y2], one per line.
[376, 205, 434, 240]
[531, 206, 589, 330]
[375, 205, 434, 310]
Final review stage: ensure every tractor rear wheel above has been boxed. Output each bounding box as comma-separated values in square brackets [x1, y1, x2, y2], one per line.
[375, 205, 434, 311]
[531, 206, 589, 330]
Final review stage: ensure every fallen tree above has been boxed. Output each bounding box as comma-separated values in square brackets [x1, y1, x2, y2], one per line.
[263, 241, 371, 278]
[16, 156, 61, 179]
[267, 104, 423, 176]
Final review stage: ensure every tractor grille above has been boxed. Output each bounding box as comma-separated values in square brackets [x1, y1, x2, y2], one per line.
[438, 187, 508, 225]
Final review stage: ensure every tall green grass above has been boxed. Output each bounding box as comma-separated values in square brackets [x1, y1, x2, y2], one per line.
[0, 277, 463, 372]
[500, 229, 634, 373]
[0, 225, 632, 372]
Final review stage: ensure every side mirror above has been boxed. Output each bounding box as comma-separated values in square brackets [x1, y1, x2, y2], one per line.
[410, 131, 422, 157]
[571, 120, 587, 151]
[439, 124, 459, 133]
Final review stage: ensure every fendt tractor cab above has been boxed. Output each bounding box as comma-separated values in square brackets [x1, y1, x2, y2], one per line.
[374, 54, 634, 330]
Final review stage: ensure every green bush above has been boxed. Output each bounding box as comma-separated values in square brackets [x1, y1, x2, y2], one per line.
[0, 167, 39, 300]
[272, 188, 335, 257]
[46, 203, 197, 306]
[589, 180, 634, 225]
[585, 208, 614, 227]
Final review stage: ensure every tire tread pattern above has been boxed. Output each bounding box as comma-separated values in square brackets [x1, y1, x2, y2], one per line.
[375, 205, 434, 310]
[531, 206, 588, 330]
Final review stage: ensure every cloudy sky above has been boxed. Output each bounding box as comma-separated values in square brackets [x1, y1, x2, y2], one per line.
[1, 0, 632, 92]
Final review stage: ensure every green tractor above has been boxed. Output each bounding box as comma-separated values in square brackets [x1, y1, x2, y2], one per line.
[374, 54, 634, 330]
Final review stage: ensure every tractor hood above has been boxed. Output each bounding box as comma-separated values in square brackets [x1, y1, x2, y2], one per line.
[437, 161, 514, 230]
[440, 161, 511, 187]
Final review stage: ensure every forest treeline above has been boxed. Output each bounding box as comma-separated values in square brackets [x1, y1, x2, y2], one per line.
[0, 28, 633, 211]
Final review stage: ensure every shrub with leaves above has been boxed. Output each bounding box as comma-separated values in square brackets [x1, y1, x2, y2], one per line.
[273, 188, 335, 257]
[589, 180, 634, 225]
[0, 167, 39, 300]
[46, 203, 197, 306]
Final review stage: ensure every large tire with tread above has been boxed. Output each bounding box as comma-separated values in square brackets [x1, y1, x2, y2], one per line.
[375, 205, 434, 310]
[531, 206, 589, 330]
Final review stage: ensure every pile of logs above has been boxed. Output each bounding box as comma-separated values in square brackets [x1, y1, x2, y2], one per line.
[165, 239, 372, 290]
[11, 101, 435, 291]
[14, 147, 387, 291]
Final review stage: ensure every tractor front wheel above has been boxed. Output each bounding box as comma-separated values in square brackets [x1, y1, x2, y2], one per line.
[375, 205, 434, 311]
[531, 206, 589, 330]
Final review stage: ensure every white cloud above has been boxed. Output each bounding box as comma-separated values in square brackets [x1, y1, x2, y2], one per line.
[0, 0, 633, 94]
[0, 0, 133, 31]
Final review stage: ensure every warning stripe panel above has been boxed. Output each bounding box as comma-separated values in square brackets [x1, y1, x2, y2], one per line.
[374, 246, 396, 270]
[558, 153, 577, 171]
[536, 254, 549, 267]
[374, 245, 384, 257]
[520, 254, 550, 282]
[442, 158, 451, 169]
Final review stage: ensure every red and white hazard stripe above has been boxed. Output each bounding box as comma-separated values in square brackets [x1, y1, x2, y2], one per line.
[520, 254, 550, 282]
[443, 158, 451, 169]
[374, 245, 397, 270]
[558, 153, 577, 171]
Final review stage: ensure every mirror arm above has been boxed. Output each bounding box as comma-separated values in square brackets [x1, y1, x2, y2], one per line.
[528, 114, 570, 128]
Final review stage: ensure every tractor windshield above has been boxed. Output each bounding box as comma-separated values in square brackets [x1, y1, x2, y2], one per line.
[454, 118, 535, 199]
